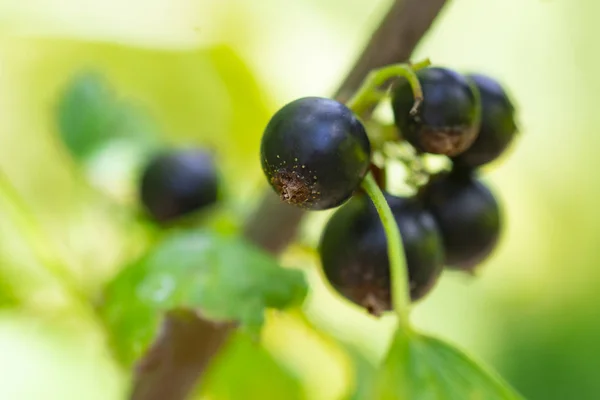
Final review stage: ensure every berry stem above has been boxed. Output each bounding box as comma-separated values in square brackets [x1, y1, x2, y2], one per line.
[347, 59, 431, 117]
[0, 170, 89, 308]
[361, 172, 410, 325]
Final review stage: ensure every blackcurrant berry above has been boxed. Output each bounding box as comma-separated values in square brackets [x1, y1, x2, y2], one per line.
[391, 67, 479, 156]
[261, 97, 371, 210]
[319, 194, 444, 314]
[451, 73, 518, 169]
[139, 149, 219, 223]
[419, 170, 500, 271]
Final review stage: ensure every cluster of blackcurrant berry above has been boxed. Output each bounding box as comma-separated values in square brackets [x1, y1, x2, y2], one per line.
[261, 66, 518, 315]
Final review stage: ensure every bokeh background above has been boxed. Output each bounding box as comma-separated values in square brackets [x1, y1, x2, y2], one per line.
[0, 0, 598, 399]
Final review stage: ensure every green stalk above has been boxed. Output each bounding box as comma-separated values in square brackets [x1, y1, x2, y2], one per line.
[0, 171, 88, 306]
[346, 59, 431, 116]
[346, 61, 430, 324]
[361, 173, 410, 326]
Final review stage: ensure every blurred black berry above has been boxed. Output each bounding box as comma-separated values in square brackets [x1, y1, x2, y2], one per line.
[452, 73, 518, 169]
[139, 149, 218, 223]
[420, 170, 501, 271]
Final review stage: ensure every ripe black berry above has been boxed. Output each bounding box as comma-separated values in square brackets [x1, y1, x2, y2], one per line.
[420, 171, 500, 271]
[139, 149, 219, 223]
[319, 194, 444, 314]
[261, 97, 371, 210]
[452, 73, 518, 169]
[391, 67, 479, 156]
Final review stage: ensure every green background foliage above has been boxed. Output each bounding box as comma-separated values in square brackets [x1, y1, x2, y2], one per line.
[0, 0, 598, 399]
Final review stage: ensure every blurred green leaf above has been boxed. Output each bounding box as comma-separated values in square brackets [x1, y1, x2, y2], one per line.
[497, 307, 600, 400]
[56, 72, 159, 161]
[100, 229, 308, 366]
[343, 343, 378, 400]
[0, 252, 18, 310]
[376, 329, 523, 400]
[0, 281, 17, 309]
[197, 331, 305, 400]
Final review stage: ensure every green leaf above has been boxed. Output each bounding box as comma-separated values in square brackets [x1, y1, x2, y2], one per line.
[99, 229, 308, 366]
[344, 343, 378, 400]
[376, 329, 524, 400]
[196, 331, 305, 400]
[56, 72, 159, 161]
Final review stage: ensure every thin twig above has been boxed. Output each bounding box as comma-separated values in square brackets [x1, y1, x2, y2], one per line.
[243, 190, 305, 253]
[130, 1, 451, 398]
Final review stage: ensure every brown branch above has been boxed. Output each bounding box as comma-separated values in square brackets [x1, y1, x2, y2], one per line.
[130, 1, 450, 399]
[130, 310, 235, 400]
[242, 190, 305, 253]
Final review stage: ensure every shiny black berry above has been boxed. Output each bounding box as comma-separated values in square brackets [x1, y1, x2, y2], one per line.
[392, 67, 479, 156]
[139, 149, 218, 223]
[261, 97, 371, 210]
[420, 171, 500, 271]
[452, 73, 518, 169]
[319, 194, 444, 314]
